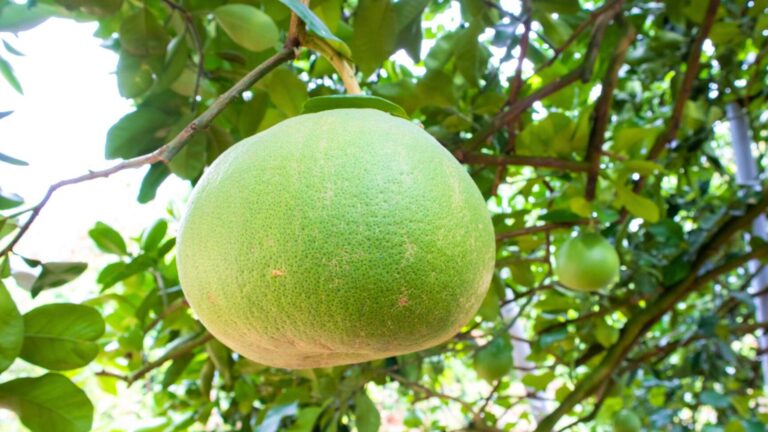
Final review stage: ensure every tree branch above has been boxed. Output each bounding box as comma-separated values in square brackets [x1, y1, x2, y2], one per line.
[534, 189, 768, 431]
[536, 0, 625, 73]
[456, 152, 591, 172]
[464, 3, 620, 153]
[584, 24, 636, 201]
[389, 372, 475, 412]
[496, 221, 588, 241]
[629, 0, 720, 196]
[128, 332, 213, 384]
[161, 0, 205, 109]
[0, 47, 296, 256]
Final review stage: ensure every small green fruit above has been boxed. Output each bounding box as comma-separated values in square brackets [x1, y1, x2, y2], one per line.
[554, 232, 619, 292]
[613, 410, 642, 432]
[473, 337, 513, 382]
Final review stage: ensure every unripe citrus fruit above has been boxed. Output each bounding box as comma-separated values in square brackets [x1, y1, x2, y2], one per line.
[177, 108, 495, 369]
[554, 232, 619, 292]
[473, 337, 513, 382]
[613, 410, 642, 432]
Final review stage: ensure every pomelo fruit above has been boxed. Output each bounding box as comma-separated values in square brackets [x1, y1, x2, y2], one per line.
[473, 337, 513, 382]
[554, 232, 619, 292]
[613, 410, 642, 432]
[177, 108, 495, 369]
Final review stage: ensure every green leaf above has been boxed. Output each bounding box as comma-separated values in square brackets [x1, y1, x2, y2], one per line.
[522, 371, 555, 391]
[2, 40, 23, 56]
[302, 95, 408, 119]
[616, 185, 660, 223]
[532, 0, 581, 14]
[30, 262, 87, 298]
[213, 4, 279, 52]
[539, 209, 584, 223]
[623, 160, 664, 175]
[700, 390, 730, 408]
[0, 54, 22, 94]
[119, 10, 169, 57]
[0, 151, 28, 166]
[255, 402, 299, 432]
[105, 108, 174, 160]
[155, 36, 190, 91]
[116, 53, 153, 98]
[351, 0, 397, 77]
[0, 3, 62, 33]
[260, 67, 308, 117]
[594, 318, 619, 348]
[0, 281, 23, 373]
[393, 0, 428, 62]
[162, 353, 194, 388]
[539, 327, 568, 348]
[278, 0, 341, 42]
[354, 390, 381, 432]
[88, 222, 127, 255]
[141, 219, 168, 252]
[0, 373, 93, 432]
[0, 189, 23, 210]
[286, 406, 323, 432]
[138, 163, 170, 203]
[20, 303, 104, 370]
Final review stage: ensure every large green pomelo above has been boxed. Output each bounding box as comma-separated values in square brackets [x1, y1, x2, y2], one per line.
[554, 232, 619, 292]
[177, 108, 495, 369]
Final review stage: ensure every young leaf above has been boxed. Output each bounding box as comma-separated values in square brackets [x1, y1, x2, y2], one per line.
[138, 163, 171, 203]
[0, 281, 23, 374]
[213, 4, 279, 52]
[278, 0, 341, 42]
[0, 151, 28, 166]
[354, 390, 381, 432]
[0, 189, 23, 210]
[0, 373, 94, 432]
[302, 95, 408, 119]
[20, 303, 105, 370]
[0, 54, 22, 94]
[351, 0, 397, 77]
[30, 262, 87, 298]
[88, 222, 128, 255]
[616, 185, 660, 223]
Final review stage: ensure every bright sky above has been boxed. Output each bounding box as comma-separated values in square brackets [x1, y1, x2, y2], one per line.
[0, 18, 189, 306]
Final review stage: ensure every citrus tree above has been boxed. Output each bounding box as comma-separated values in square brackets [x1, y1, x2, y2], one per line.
[1, 0, 768, 430]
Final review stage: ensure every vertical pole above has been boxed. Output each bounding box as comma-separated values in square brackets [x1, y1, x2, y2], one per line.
[727, 102, 768, 384]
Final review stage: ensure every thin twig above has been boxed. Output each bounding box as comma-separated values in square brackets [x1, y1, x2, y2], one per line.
[0, 48, 296, 256]
[128, 332, 213, 384]
[161, 0, 205, 109]
[143, 298, 189, 333]
[496, 221, 587, 241]
[457, 152, 591, 172]
[389, 372, 475, 412]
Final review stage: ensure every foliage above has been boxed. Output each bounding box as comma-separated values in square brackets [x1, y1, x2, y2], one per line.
[1, 0, 768, 430]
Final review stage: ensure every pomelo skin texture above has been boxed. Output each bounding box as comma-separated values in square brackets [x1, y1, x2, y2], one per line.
[554, 232, 620, 292]
[177, 108, 496, 369]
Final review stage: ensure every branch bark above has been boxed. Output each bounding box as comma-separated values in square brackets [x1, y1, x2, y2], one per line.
[128, 332, 213, 384]
[534, 190, 768, 431]
[0, 47, 297, 256]
[627, 0, 720, 200]
[584, 24, 636, 201]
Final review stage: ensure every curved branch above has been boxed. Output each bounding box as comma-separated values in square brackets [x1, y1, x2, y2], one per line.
[0, 47, 297, 256]
[534, 188, 768, 431]
[585, 24, 636, 200]
[128, 332, 213, 384]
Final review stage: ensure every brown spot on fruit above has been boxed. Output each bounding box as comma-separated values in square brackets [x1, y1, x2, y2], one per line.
[271, 269, 286, 277]
[398, 295, 409, 306]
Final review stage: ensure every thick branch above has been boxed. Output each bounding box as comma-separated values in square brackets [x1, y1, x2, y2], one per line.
[0, 47, 296, 256]
[584, 25, 635, 200]
[631, 0, 720, 195]
[534, 189, 768, 431]
[457, 152, 591, 172]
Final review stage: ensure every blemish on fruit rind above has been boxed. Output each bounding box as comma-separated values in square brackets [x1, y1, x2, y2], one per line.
[270, 269, 286, 277]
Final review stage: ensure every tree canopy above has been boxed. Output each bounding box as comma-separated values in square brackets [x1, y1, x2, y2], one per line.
[1, 0, 768, 430]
